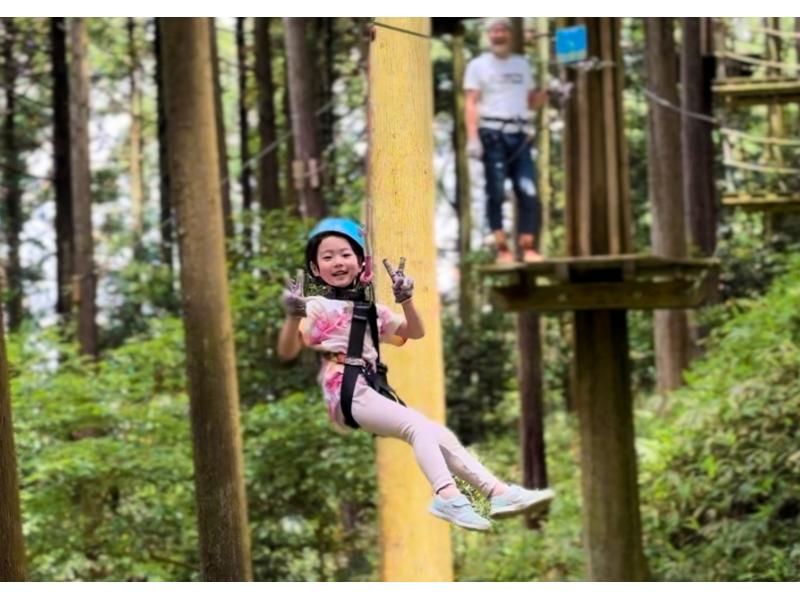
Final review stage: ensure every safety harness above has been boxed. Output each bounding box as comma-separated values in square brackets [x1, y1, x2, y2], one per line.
[336, 300, 405, 429]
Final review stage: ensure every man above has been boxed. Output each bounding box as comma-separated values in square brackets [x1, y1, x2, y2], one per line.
[464, 17, 547, 263]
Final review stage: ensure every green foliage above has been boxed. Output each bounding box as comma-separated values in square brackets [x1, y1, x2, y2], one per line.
[639, 258, 800, 580]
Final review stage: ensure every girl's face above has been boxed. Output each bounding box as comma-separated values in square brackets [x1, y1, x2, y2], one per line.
[311, 235, 362, 287]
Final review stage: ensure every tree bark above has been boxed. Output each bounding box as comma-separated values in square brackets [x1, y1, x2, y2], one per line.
[1, 18, 24, 330]
[511, 17, 549, 523]
[451, 23, 473, 324]
[236, 17, 253, 255]
[51, 17, 75, 321]
[369, 17, 452, 582]
[0, 301, 27, 580]
[283, 17, 326, 219]
[564, 18, 649, 581]
[254, 17, 281, 210]
[209, 18, 234, 241]
[159, 17, 252, 581]
[154, 18, 173, 271]
[645, 18, 691, 393]
[127, 18, 145, 240]
[68, 18, 97, 358]
[681, 18, 716, 257]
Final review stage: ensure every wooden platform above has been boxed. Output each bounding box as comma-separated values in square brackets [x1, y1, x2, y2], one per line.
[480, 254, 719, 313]
[722, 192, 800, 212]
[713, 77, 800, 106]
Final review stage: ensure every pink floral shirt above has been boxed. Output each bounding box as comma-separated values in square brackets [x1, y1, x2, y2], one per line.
[299, 296, 406, 425]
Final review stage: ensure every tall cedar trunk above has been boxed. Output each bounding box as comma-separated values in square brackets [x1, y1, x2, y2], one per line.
[68, 18, 97, 358]
[681, 18, 717, 257]
[283, 17, 326, 219]
[564, 18, 648, 580]
[452, 23, 473, 325]
[645, 18, 691, 393]
[209, 18, 234, 241]
[154, 18, 173, 271]
[369, 18, 452, 580]
[236, 17, 253, 255]
[315, 17, 336, 189]
[511, 18, 548, 521]
[51, 18, 75, 320]
[2, 18, 24, 330]
[159, 17, 252, 581]
[127, 18, 144, 240]
[254, 17, 281, 210]
[282, 49, 299, 215]
[0, 302, 27, 580]
[536, 17, 552, 250]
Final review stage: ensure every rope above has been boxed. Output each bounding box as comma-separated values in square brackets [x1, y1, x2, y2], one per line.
[643, 88, 718, 125]
[370, 20, 434, 41]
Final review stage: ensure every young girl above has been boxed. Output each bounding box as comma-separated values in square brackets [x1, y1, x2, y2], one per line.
[277, 217, 554, 532]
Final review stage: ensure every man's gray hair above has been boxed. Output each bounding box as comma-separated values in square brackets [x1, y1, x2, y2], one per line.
[484, 17, 512, 31]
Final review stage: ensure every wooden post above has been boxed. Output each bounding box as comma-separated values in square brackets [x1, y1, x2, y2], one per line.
[160, 18, 252, 581]
[564, 18, 649, 580]
[681, 18, 717, 257]
[645, 18, 692, 393]
[368, 17, 453, 582]
[451, 22, 473, 324]
[0, 284, 27, 580]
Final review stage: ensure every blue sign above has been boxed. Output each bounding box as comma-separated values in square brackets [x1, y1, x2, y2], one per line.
[555, 25, 588, 64]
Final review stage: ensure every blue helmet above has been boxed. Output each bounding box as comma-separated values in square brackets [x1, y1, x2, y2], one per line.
[305, 217, 366, 278]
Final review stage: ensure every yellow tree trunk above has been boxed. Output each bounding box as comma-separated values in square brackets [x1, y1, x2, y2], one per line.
[368, 17, 453, 582]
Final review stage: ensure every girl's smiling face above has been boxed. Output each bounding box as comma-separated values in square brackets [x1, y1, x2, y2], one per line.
[311, 235, 362, 287]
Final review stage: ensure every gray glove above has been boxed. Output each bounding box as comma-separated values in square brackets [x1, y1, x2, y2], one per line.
[282, 269, 308, 317]
[467, 138, 482, 160]
[383, 257, 414, 304]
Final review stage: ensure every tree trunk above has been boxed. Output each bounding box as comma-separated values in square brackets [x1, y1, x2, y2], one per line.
[564, 18, 649, 581]
[68, 18, 97, 358]
[681, 18, 716, 257]
[369, 17, 452, 582]
[645, 18, 691, 393]
[282, 50, 299, 215]
[51, 18, 75, 321]
[764, 18, 784, 168]
[283, 17, 325, 219]
[209, 18, 234, 241]
[1, 18, 24, 330]
[536, 17, 552, 250]
[451, 23, 473, 325]
[254, 17, 281, 210]
[159, 17, 252, 581]
[154, 18, 173, 271]
[511, 17, 549, 523]
[0, 303, 27, 581]
[236, 17, 253, 256]
[127, 18, 145, 240]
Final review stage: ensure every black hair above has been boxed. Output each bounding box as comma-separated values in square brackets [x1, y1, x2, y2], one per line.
[305, 232, 365, 279]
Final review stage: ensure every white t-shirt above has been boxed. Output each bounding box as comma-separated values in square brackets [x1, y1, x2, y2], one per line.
[464, 52, 534, 126]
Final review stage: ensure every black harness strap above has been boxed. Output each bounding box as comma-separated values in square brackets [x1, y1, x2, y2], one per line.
[340, 301, 405, 429]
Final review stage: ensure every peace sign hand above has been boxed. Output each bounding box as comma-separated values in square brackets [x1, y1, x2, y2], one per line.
[383, 257, 414, 304]
[282, 269, 308, 317]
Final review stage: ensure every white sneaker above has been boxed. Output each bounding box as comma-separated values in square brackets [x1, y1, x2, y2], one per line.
[489, 485, 555, 519]
[428, 494, 492, 532]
